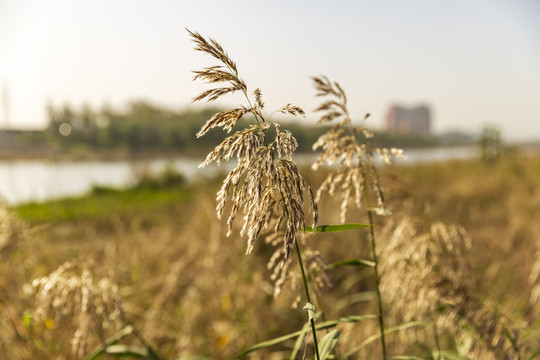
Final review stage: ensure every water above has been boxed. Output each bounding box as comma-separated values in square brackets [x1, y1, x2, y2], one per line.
[0, 146, 476, 205]
[0, 158, 223, 205]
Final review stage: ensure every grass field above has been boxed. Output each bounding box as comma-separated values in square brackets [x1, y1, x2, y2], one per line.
[1, 151, 539, 359]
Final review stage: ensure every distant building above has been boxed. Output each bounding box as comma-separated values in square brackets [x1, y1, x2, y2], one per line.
[386, 105, 431, 135]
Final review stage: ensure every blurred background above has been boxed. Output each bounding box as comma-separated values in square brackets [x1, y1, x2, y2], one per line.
[1, 0, 539, 203]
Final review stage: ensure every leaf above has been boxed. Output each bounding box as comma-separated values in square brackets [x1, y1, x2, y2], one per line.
[504, 327, 520, 355]
[437, 350, 470, 360]
[368, 207, 392, 216]
[334, 292, 376, 313]
[234, 315, 377, 358]
[289, 322, 309, 360]
[319, 330, 340, 360]
[84, 325, 135, 360]
[343, 321, 428, 358]
[528, 348, 540, 360]
[86, 344, 161, 359]
[22, 310, 32, 329]
[146, 346, 162, 360]
[303, 302, 316, 321]
[102, 345, 149, 358]
[233, 329, 304, 358]
[330, 259, 376, 268]
[301, 223, 371, 233]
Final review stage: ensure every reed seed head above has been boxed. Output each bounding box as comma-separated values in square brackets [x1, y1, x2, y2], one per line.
[311, 76, 406, 222]
[187, 29, 246, 105]
[266, 232, 331, 303]
[31, 261, 124, 358]
[189, 30, 318, 262]
[278, 103, 306, 118]
[379, 218, 525, 359]
[187, 29, 240, 78]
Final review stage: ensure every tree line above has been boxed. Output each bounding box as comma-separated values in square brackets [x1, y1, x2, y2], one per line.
[45, 100, 440, 155]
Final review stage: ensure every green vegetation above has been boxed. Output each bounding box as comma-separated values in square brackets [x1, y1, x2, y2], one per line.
[478, 124, 503, 164]
[15, 166, 191, 225]
[15, 186, 190, 225]
[45, 102, 223, 154]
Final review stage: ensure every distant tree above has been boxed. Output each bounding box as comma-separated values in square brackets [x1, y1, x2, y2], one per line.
[44, 100, 443, 155]
[478, 124, 503, 164]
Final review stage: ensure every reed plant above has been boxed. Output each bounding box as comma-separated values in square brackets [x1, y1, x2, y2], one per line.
[31, 261, 126, 358]
[188, 29, 324, 359]
[187, 30, 410, 359]
[309, 75, 406, 359]
[378, 215, 532, 360]
[308, 77, 537, 359]
[188, 31, 540, 359]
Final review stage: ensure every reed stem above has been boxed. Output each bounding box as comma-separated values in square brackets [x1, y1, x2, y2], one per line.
[294, 238, 321, 360]
[361, 167, 388, 360]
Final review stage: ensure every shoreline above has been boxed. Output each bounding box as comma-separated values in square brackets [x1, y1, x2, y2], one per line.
[0, 143, 485, 163]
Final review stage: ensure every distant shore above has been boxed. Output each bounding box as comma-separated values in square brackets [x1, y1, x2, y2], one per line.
[2, 141, 540, 163]
[0, 147, 207, 162]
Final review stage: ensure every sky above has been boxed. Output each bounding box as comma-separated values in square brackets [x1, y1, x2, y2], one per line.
[1, 0, 539, 141]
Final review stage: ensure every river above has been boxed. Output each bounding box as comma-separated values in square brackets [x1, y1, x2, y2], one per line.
[0, 146, 476, 205]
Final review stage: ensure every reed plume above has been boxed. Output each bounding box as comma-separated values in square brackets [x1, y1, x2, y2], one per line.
[379, 218, 472, 326]
[379, 217, 525, 359]
[31, 261, 124, 358]
[266, 231, 332, 304]
[311, 75, 405, 359]
[189, 29, 323, 359]
[188, 29, 317, 262]
[311, 75, 405, 222]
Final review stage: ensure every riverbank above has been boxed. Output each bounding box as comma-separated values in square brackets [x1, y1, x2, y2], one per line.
[0, 145, 482, 206]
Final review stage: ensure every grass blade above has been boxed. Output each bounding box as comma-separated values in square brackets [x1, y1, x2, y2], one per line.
[301, 223, 371, 233]
[504, 328, 520, 356]
[527, 347, 540, 360]
[289, 322, 309, 360]
[330, 259, 376, 268]
[438, 350, 469, 360]
[100, 345, 149, 358]
[87, 344, 161, 359]
[342, 321, 428, 358]
[84, 326, 134, 360]
[234, 315, 377, 358]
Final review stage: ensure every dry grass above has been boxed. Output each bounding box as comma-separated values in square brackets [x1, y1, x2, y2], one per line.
[1, 31, 539, 360]
[0, 154, 539, 358]
[31, 261, 125, 358]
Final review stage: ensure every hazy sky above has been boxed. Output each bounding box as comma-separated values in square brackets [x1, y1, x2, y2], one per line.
[1, 0, 539, 141]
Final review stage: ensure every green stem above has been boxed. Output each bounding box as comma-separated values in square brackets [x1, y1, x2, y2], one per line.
[433, 322, 441, 360]
[294, 238, 321, 360]
[361, 168, 388, 360]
